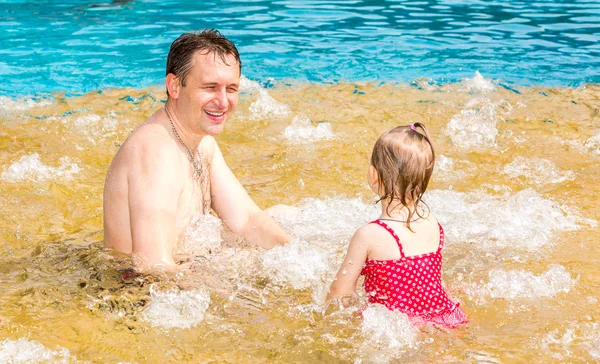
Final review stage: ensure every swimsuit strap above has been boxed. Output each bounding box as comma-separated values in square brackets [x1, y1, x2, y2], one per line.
[437, 222, 445, 253]
[370, 220, 405, 258]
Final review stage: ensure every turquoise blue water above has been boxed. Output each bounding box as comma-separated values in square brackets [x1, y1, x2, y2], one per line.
[1, 0, 599, 96]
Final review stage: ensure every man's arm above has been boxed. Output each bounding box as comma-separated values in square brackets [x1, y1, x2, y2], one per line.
[209, 139, 290, 248]
[128, 142, 182, 267]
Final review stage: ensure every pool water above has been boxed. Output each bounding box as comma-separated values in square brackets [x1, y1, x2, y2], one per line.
[1, 0, 599, 95]
[1, 1, 600, 363]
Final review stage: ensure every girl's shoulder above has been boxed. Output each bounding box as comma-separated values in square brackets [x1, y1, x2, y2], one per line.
[352, 221, 399, 245]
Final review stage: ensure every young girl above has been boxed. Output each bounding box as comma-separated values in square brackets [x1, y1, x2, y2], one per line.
[327, 123, 467, 328]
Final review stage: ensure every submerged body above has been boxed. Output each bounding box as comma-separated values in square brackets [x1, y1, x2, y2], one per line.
[361, 219, 466, 328]
[103, 111, 215, 263]
[328, 123, 466, 328]
[103, 31, 289, 267]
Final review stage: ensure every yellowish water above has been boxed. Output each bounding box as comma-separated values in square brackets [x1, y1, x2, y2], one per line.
[1, 81, 599, 363]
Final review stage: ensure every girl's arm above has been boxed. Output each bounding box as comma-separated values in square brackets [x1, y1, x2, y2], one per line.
[327, 227, 371, 301]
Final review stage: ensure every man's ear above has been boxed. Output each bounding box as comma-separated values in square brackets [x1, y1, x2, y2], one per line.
[166, 73, 180, 98]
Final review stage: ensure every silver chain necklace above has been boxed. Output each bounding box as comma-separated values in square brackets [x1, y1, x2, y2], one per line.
[164, 108, 202, 178]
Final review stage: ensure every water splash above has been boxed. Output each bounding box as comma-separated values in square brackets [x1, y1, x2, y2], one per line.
[248, 89, 291, 120]
[177, 213, 223, 255]
[283, 114, 334, 143]
[361, 304, 418, 349]
[428, 188, 595, 250]
[445, 98, 501, 149]
[260, 239, 331, 290]
[1, 153, 81, 183]
[59, 112, 120, 145]
[0, 96, 53, 112]
[239, 76, 263, 93]
[483, 265, 574, 299]
[461, 71, 497, 93]
[140, 285, 211, 329]
[273, 197, 378, 242]
[435, 154, 477, 182]
[0, 338, 71, 363]
[503, 157, 575, 184]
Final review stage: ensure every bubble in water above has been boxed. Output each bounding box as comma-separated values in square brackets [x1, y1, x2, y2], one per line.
[1, 153, 81, 183]
[483, 265, 574, 299]
[0, 338, 71, 363]
[140, 285, 211, 329]
[283, 114, 334, 143]
[445, 98, 500, 149]
[503, 157, 574, 184]
[249, 89, 291, 120]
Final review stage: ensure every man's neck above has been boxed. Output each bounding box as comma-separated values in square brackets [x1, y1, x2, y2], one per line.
[164, 102, 205, 154]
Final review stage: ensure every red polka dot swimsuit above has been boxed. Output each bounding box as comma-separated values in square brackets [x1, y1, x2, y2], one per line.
[360, 220, 467, 328]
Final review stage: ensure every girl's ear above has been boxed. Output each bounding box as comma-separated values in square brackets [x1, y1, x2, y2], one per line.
[368, 165, 379, 194]
[166, 73, 181, 98]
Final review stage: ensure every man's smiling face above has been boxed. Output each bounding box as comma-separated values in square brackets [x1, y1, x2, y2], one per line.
[178, 51, 240, 136]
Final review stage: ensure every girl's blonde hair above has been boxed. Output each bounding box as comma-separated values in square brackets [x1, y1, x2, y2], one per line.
[370, 122, 435, 231]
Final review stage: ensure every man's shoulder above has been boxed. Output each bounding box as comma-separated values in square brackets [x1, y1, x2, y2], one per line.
[118, 122, 181, 173]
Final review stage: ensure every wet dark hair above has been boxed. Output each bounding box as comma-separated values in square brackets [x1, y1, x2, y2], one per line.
[165, 29, 241, 96]
[370, 122, 436, 231]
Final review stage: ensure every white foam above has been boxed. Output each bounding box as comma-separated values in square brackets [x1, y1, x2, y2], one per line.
[260, 239, 331, 290]
[0, 96, 53, 112]
[503, 157, 575, 184]
[261, 197, 378, 293]
[0, 338, 71, 363]
[435, 154, 477, 182]
[537, 327, 576, 360]
[584, 323, 600, 359]
[361, 304, 418, 349]
[273, 197, 378, 243]
[584, 133, 600, 155]
[248, 89, 291, 120]
[283, 114, 334, 143]
[1, 153, 81, 183]
[483, 265, 574, 299]
[177, 213, 223, 255]
[140, 285, 210, 329]
[461, 71, 497, 93]
[445, 98, 500, 149]
[239, 76, 263, 93]
[428, 188, 595, 250]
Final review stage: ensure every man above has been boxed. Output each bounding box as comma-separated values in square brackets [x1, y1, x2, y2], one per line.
[103, 29, 290, 267]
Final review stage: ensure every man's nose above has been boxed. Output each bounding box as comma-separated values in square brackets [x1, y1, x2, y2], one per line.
[214, 88, 228, 108]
